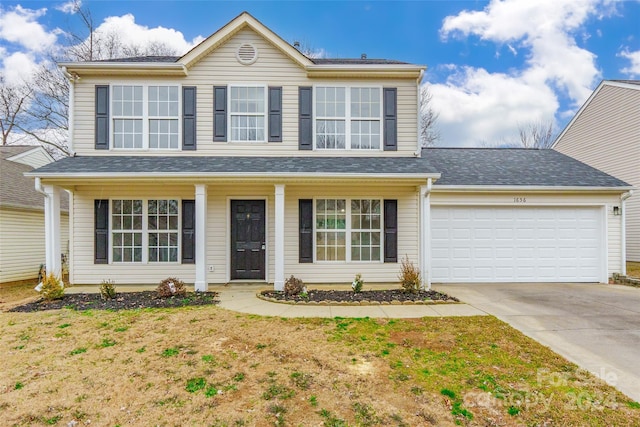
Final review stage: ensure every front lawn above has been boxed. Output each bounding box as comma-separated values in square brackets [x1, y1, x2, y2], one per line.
[1, 304, 638, 426]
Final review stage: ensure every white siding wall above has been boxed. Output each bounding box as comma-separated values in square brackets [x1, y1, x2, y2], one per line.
[72, 28, 418, 157]
[69, 183, 418, 285]
[8, 148, 53, 169]
[431, 191, 624, 280]
[0, 208, 69, 283]
[554, 84, 640, 261]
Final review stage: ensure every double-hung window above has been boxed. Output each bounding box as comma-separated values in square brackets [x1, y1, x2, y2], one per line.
[230, 86, 266, 142]
[111, 199, 179, 263]
[315, 198, 382, 262]
[315, 87, 381, 150]
[112, 85, 180, 150]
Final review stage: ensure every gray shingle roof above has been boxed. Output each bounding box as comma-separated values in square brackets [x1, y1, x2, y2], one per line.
[424, 148, 631, 187]
[1, 146, 69, 211]
[30, 156, 439, 177]
[93, 56, 410, 65]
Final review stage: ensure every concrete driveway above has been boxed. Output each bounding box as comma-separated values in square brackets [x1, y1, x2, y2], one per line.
[433, 282, 640, 403]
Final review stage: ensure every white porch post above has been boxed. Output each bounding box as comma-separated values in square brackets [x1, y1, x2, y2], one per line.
[195, 184, 208, 292]
[420, 179, 432, 290]
[43, 185, 62, 278]
[274, 184, 285, 291]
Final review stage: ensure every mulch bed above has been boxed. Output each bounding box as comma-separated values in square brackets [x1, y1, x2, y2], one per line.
[260, 289, 459, 304]
[8, 291, 219, 313]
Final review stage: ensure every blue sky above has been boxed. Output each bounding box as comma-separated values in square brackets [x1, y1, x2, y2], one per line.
[1, 0, 639, 146]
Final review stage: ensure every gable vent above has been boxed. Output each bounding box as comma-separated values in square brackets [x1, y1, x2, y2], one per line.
[236, 43, 258, 65]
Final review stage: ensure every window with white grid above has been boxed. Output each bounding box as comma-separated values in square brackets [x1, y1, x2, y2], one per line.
[112, 85, 143, 149]
[315, 199, 346, 261]
[112, 199, 143, 262]
[230, 86, 266, 141]
[148, 86, 179, 149]
[148, 199, 179, 262]
[350, 199, 382, 261]
[315, 86, 381, 150]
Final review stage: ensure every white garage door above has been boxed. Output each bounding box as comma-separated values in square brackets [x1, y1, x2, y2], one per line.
[431, 206, 602, 282]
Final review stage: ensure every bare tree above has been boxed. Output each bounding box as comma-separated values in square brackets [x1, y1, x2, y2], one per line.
[419, 85, 440, 147]
[516, 120, 555, 149]
[0, 76, 33, 146]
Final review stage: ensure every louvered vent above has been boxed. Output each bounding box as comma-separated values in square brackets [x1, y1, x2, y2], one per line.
[236, 43, 258, 65]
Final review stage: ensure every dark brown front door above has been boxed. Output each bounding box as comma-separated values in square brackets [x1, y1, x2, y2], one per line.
[231, 200, 266, 280]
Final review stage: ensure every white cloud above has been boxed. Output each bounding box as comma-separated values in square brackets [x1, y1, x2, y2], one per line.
[0, 5, 58, 53]
[91, 14, 201, 57]
[619, 48, 640, 76]
[431, 0, 603, 147]
[1, 51, 39, 85]
[56, 0, 79, 14]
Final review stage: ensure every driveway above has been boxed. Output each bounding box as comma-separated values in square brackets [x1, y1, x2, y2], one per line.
[433, 282, 640, 403]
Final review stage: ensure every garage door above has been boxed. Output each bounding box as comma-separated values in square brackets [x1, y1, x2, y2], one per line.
[431, 206, 602, 282]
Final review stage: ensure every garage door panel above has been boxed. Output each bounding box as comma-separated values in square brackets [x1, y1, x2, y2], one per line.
[431, 206, 602, 283]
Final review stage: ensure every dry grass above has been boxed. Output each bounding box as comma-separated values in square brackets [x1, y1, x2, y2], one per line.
[0, 280, 39, 309]
[1, 303, 639, 427]
[627, 262, 640, 279]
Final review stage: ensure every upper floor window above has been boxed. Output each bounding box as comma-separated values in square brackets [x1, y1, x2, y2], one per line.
[230, 86, 266, 142]
[315, 87, 381, 150]
[112, 85, 180, 150]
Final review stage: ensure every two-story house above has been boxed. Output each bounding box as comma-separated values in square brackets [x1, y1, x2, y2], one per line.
[29, 12, 631, 290]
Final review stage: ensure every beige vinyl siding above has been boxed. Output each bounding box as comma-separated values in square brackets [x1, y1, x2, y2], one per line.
[0, 207, 69, 283]
[8, 148, 52, 169]
[554, 84, 640, 261]
[431, 191, 625, 280]
[72, 28, 418, 157]
[69, 183, 418, 285]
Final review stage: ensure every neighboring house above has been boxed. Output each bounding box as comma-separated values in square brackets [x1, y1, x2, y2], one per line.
[0, 146, 69, 283]
[553, 80, 639, 267]
[28, 12, 631, 289]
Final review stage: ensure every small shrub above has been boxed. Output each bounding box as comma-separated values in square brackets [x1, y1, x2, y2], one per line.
[398, 256, 421, 293]
[351, 273, 364, 293]
[284, 275, 304, 297]
[99, 279, 117, 300]
[37, 273, 64, 301]
[156, 277, 186, 298]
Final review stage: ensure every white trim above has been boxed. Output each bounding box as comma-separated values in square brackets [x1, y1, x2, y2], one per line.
[226, 196, 269, 283]
[602, 205, 609, 283]
[420, 180, 432, 290]
[312, 84, 384, 151]
[621, 190, 633, 276]
[28, 171, 441, 180]
[552, 80, 640, 149]
[43, 185, 62, 277]
[68, 190, 75, 284]
[195, 184, 208, 291]
[274, 185, 285, 290]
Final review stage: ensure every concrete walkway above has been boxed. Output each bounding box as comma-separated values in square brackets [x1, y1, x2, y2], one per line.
[434, 282, 640, 403]
[66, 284, 485, 318]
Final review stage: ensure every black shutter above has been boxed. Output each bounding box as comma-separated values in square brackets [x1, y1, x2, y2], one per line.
[182, 200, 195, 264]
[182, 86, 197, 150]
[95, 199, 109, 264]
[95, 85, 109, 150]
[383, 88, 397, 151]
[299, 199, 313, 263]
[268, 87, 283, 142]
[298, 87, 312, 150]
[213, 86, 227, 141]
[384, 199, 397, 262]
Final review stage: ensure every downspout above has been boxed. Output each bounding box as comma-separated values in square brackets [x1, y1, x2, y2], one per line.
[621, 190, 633, 276]
[414, 69, 425, 157]
[61, 67, 78, 156]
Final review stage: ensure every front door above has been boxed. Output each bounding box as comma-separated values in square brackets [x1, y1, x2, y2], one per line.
[231, 200, 266, 280]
